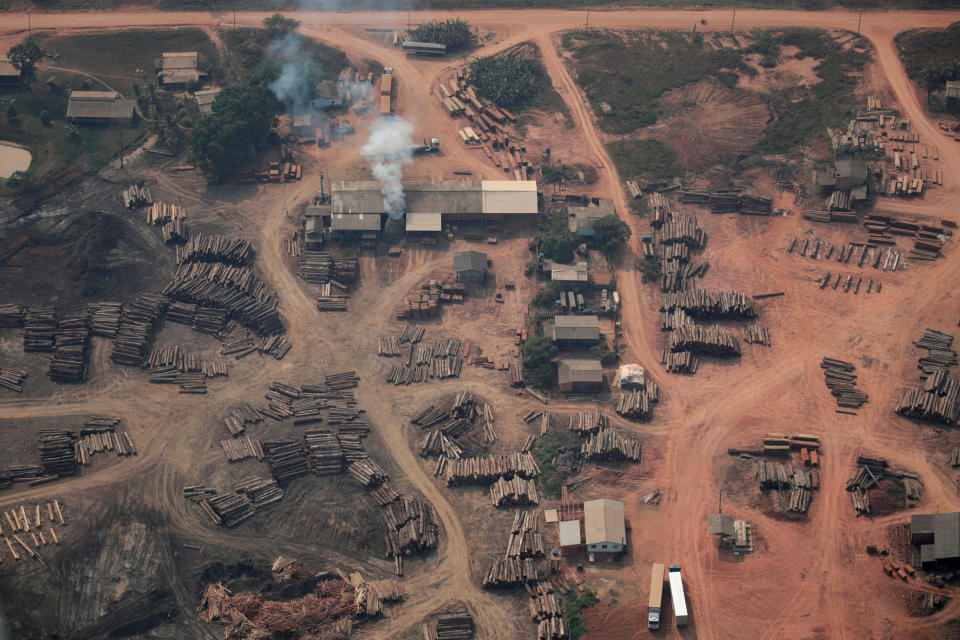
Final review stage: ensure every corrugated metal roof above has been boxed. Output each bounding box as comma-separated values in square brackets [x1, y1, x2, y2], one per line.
[553, 315, 599, 341]
[402, 41, 447, 52]
[331, 213, 381, 231]
[913, 512, 960, 562]
[707, 513, 734, 536]
[558, 359, 603, 385]
[583, 499, 625, 546]
[0, 59, 18, 78]
[558, 520, 582, 547]
[406, 212, 442, 232]
[551, 262, 589, 282]
[453, 250, 487, 272]
[66, 91, 134, 120]
[481, 180, 538, 215]
[332, 180, 483, 215]
[195, 88, 220, 114]
[569, 199, 615, 235]
[161, 68, 199, 84]
[162, 52, 198, 69]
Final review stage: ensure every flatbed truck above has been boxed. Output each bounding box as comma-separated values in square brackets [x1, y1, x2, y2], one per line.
[648, 563, 665, 630]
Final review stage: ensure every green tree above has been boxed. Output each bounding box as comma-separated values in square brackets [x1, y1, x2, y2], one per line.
[5, 103, 17, 121]
[467, 54, 545, 109]
[408, 19, 475, 53]
[7, 38, 42, 81]
[263, 13, 300, 35]
[522, 335, 558, 389]
[592, 214, 632, 255]
[40, 110, 51, 127]
[189, 84, 280, 180]
[542, 236, 574, 263]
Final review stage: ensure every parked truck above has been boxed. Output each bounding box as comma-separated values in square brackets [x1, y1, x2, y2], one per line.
[648, 563, 665, 630]
[668, 564, 688, 627]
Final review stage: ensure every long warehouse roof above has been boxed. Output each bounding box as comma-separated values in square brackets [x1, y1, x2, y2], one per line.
[331, 180, 537, 216]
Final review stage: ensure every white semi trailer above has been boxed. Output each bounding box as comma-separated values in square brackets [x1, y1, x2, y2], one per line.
[668, 564, 688, 627]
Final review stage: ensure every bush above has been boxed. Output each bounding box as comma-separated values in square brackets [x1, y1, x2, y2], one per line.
[609, 139, 680, 182]
[263, 13, 299, 35]
[467, 53, 546, 109]
[568, 588, 600, 639]
[522, 335, 558, 389]
[5, 103, 17, 120]
[592, 214, 631, 255]
[533, 281, 562, 308]
[408, 18, 475, 52]
[40, 110, 51, 127]
[542, 236, 574, 263]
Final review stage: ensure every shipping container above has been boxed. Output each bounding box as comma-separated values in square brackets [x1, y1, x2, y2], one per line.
[668, 564, 688, 627]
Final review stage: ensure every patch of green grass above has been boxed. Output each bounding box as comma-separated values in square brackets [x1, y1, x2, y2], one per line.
[542, 163, 597, 185]
[897, 22, 960, 80]
[532, 430, 582, 499]
[222, 28, 348, 84]
[608, 138, 680, 182]
[34, 29, 221, 94]
[885, 479, 907, 509]
[567, 588, 600, 640]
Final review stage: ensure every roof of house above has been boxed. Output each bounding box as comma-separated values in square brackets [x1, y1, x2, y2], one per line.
[568, 199, 616, 235]
[835, 157, 868, 179]
[707, 513, 735, 536]
[558, 520, 582, 546]
[0, 58, 19, 78]
[551, 262, 589, 283]
[161, 68, 200, 84]
[406, 211, 442, 232]
[553, 315, 599, 341]
[66, 91, 135, 120]
[558, 359, 603, 386]
[304, 216, 321, 237]
[583, 499, 625, 546]
[195, 88, 220, 114]
[480, 180, 538, 215]
[453, 250, 488, 273]
[161, 52, 199, 69]
[330, 213, 382, 231]
[913, 512, 960, 562]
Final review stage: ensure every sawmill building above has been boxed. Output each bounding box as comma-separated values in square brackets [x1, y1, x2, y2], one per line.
[66, 91, 135, 123]
[912, 512, 960, 567]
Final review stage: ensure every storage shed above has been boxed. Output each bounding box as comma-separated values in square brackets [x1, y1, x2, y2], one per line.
[551, 315, 599, 346]
[194, 88, 220, 115]
[330, 213, 381, 238]
[583, 499, 625, 554]
[157, 52, 200, 86]
[453, 250, 488, 283]
[66, 91, 135, 123]
[568, 199, 615, 237]
[550, 262, 590, 290]
[558, 358, 603, 393]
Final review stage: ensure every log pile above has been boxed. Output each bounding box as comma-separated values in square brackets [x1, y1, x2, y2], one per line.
[482, 555, 538, 588]
[122, 184, 152, 209]
[234, 476, 284, 509]
[161, 219, 189, 244]
[659, 288, 756, 319]
[846, 463, 881, 516]
[298, 252, 360, 286]
[821, 357, 868, 410]
[203, 492, 255, 527]
[262, 440, 309, 484]
[490, 475, 538, 506]
[568, 410, 607, 435]
[430, 610, 474, 640]
[176, 233, 252, 266]
[580, 430, 642, 462]
[347, 458, 388, 487]
[395, 279, 466, 320]
[147, 201, 186, 225]
[531, 583, 568, 640]
[669, 321, 740, 356]
[0, 367, 27, 392]
[23, 306, 57, 352]
[441, 452, 540, 486]
[788, 487, 812, 513]
[913, 328, 957, 375]
[88, 302, 122, 337]
[656, 213, 705, 248]
[398, 325, 425, 343]
[614, 387, 658, 421]
[302, 430, 343, 475]
[110, 293, 167, 366]
[382, 496, 439, 557]
[38, 430, 77, 477]
[224, 402, 263, 436]
[0, 304, 24, 327]
[370, 483, 400, 507]
[661, 349, 699, 373]
[220, 435, 263, 462]
[742, 323, 771, 346]
[419, 431, 464, 459]
[195, 306, 229, 335]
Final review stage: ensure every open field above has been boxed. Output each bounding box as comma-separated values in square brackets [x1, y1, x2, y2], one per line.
[1, 6, 960, 640]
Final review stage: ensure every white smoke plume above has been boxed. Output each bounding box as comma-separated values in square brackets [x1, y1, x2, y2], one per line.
[361, 117, 415, 220]
[267, 33, 316, 107]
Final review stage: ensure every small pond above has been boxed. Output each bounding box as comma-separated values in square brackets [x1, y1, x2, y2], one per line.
[0, 142, 31, 178]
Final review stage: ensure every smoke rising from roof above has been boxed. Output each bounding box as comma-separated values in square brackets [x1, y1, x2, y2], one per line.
[361, 117, 415, 220]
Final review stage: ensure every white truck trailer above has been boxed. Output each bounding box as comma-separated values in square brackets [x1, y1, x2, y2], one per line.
[668, 564, 688, 627]
[648, 563, 665, 630]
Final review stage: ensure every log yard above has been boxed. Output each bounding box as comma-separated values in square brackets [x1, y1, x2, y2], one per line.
[4, 3, 960, 640]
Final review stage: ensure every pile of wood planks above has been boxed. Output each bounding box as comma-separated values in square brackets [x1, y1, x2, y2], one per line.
[821, 357, 868, 410]
[0, 367, 27, 392]
[580, 430, 642, 462]
[87, 302, 121, 337]
[0, 304, 24, 328]
[395, 279, 466, 320]
[147, 201, 185, 225]
[220, 435, 263, 462]
[742, 323, 771, 346]
[441, 452, 540, 486]
[110, 293, 167, 366]
[23, 306, 57, 352]
[490, 475, 538, 506]
[122, 184, 152, 209]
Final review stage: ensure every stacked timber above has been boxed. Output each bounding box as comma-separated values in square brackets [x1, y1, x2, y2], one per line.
[398, 325, 426, 343]
[166, 302, 197, 324]
[194, 307, 228, 335]
[434, 610, 474, 640]
[490, 476, 538, 506]
[176, 233, 251, 265]
[482, 556, 538, 588]
[788, 487, 812, 513]
[568, 410, 607, 434]
[742, 323, 771, 346]
[659, 288, 756, 319]
[382, 496, 439, 556]
[412, 405, 450, 428]
[442, 452, 540, 486]
[347, 459, 388, 487]
[220, 436, 262, 462]
[23, 306, 57, 352]
[203, 492, 254, 527]
[657, 213, 705, 248]
[0, 304, 24, 327]
[48, 312, 90, 382]
[262, 440, 309, 484]
[298, 251, 332, 283]
[707, 191, 740, 213]
[679, 190, 709, 205]
[614, 385, 658, 421]
[580, 430, 642, 462]
[110, 293, 167, 366]
[661, 349, 699, 373]
[913, 328, 957, 375]
[220, 327, 257, 359]
[234, 476, 284, 508]
[648, 191, 671, 227]
[0, 368, 28, 392]
[669, 321, 740, 356]
[161, 219, 189, 244]
[740, 193, 773, 216]
[147, 201, 186, 225]
[895, 329, 960, 424]
[753, 461, 794, 488]
[183, 485, 217, 502]
[302, 430, 343, 475]
[420, 431, 464, 459]
[821, 357, 868, 410]
[509, 358, 524, 388]
[370, 483, 400, 506]
[506, 511, 544, 558]
[38, 430, 77, 476]
[87, 302, 121, 337]
[122, 184, 152, 209]
[378, 335, 401, 357]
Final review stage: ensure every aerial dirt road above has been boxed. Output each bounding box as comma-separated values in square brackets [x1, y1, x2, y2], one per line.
[2, 6, 960, 640]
